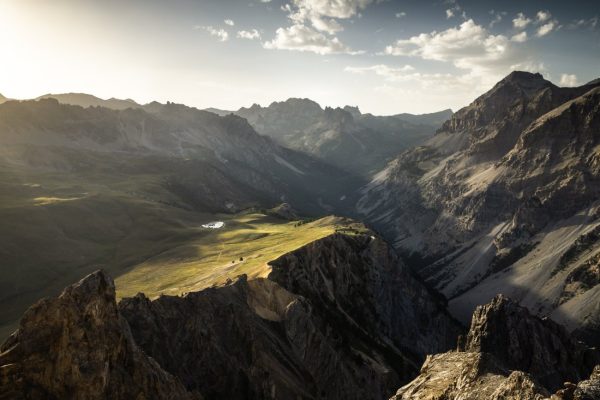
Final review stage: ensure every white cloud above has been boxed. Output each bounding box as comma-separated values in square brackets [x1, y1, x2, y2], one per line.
[344, 63, 488, 109]
[444, 1, 463, 20]
[396, 12, 406, 19]
[264, 24, 361, 55]
[536, 21, 556, 37]
[381, 18, 548, 96]
[512, 12, 531, 29]
[198, 26, 229, 42]
[292, 0, 373, 19]
[237, 29, 261, 40]
[224, 19, 235, 26]
[310, 15, 344, 34]
[560, 73, 578, 87]
[384, 20, 518, 74]
[266, 0, 374, 53]
[282, 0, 373, 34]
[536, 10, 551, 23]
[510, 31, 527, 42]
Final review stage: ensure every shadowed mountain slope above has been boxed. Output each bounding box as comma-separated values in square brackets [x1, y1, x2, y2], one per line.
[358, 72, 600, 339]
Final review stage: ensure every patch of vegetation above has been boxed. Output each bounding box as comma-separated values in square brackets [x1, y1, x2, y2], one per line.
[114, 213, 339, 299]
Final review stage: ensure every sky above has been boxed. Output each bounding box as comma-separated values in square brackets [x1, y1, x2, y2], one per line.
[0, 0, 598, 114]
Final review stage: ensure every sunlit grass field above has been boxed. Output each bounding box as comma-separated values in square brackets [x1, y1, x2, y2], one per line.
[115, 213, 342, 299]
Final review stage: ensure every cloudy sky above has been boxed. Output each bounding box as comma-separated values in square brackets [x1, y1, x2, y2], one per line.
[1, 0, 598, 114]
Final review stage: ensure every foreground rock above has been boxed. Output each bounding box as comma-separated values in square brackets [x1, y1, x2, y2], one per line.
[392, 295, 600, 399]
[0, 233, 461, 400]
[121, 234, 461, 399]
[0, 270, 198, 400]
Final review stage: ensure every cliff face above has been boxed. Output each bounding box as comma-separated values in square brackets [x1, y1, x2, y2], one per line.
[121, 275, 404, 400]
[0, 233, 461, 400]
[463, 295, 599, 391]
[0, 270, 198, 400]
[392, 295, 600, 400]
[357, 72, 600, 338]
[268, 234, 460, 357]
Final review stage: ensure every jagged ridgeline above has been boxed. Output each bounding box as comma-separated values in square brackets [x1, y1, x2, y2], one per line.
[1, 233, 461, 399]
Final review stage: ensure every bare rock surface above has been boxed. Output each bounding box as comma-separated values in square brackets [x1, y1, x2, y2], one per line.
[1, 232, 461, 400]
[391, 295, 600, 400]
[357, 71, 600, 339]
[0, 270, 198, 400]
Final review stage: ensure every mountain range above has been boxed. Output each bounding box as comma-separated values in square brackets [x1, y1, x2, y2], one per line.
[2, 71, 600, 399]
[27, 93, 450, 175]
[212, 99, 451, 174]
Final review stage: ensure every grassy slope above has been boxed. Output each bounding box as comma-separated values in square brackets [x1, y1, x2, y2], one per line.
[115, 213, 342, 299]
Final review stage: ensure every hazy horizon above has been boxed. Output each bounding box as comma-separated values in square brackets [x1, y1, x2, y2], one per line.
[1, 0, 598, 114]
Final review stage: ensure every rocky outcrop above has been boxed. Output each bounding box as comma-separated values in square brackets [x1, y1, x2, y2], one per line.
[0, 270, 198, 400]
[570, 366, 600, 400]
[391, 352, 549, 400]
[268, 234, 461, 357]
[391, 295, 600, 399]
[1, 232, 462, 400]
[120, 275, 405, 400]
[120, 234, 461, 399]
[462, 295, 599, 391]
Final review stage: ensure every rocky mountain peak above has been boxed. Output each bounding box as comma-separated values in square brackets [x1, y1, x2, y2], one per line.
[502, 70, 546, 84]
[0, 270, 197, 399]
[343, 105, 361, 117]
[268, 97, 323, 114]
[462, 294, 599, 391]
[394, 295, 600, 399]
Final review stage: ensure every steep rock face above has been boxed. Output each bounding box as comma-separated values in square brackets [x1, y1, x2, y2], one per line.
[0, 270, 197, 400]
[120, 274, 406, 400]
[358, 72, 600, 336]
[392, 295, 600, 400]
[1, 232, 464, 400]
[268, 234, 461, 357]
[120, 234, 461, 399]
[391, 352, 549, 400]
[462, 295, 599, 391]
[360, 72, 600, 255]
